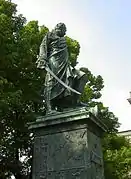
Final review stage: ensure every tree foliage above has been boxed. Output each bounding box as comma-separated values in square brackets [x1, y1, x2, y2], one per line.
[103, 134, 131, 179]
[0, 1, 47, 178]
[0, 1, 131, 179]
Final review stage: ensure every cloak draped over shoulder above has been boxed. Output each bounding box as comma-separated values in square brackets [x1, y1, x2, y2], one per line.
[36, 31, 74, 100]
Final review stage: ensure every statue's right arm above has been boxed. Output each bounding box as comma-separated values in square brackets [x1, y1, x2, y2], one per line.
[36, 34, 49, 69]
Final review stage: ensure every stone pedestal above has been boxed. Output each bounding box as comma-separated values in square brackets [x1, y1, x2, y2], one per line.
[29, 107, 106, 179]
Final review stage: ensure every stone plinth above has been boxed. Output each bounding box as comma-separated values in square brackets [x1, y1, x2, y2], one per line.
[29, 107, 107, 179]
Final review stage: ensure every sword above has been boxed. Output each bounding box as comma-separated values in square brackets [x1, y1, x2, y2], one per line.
[44, 65, 81, 95]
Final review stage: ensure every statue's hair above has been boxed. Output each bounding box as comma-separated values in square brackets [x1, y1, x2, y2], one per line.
[55, 23, 66, 31]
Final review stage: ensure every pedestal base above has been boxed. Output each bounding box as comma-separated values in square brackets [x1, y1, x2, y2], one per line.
[29, 107, 106, 179]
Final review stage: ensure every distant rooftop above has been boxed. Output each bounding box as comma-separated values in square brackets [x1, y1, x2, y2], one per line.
[118, 130, 131, 136]
[118, 129, 131, 133]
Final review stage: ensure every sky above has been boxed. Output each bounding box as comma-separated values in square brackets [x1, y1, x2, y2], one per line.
[12, 0, 131, 131]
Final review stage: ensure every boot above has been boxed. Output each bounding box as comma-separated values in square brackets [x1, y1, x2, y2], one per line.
[46, 100, 57, 115]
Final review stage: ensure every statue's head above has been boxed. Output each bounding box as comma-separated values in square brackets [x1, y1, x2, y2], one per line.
[54, 23, 67, 37]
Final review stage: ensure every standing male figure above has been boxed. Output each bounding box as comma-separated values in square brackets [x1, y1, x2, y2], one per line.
[36, 23, 88, 114]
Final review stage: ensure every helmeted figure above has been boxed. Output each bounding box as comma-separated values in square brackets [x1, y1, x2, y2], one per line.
[36, 23, 88, 114]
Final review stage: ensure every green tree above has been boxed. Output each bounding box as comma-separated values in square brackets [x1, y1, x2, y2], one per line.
[103, 134, 131, 179]
[0, 1, 131, 179]
[80, 67, 119, 132]
[66, 36, 80, 67]
[0, 1, 47, 178]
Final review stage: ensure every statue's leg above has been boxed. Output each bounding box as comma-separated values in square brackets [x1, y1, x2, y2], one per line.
[44, 86, 56, 114]
[45, 89, 52, 114]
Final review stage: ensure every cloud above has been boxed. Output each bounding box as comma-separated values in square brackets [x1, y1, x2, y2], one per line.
[101, 88, 131, 131]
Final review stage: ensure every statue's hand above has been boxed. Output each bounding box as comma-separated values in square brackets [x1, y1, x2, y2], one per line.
[36, 57, 46, 69]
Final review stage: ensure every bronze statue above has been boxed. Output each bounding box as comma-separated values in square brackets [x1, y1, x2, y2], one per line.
[36, 23, 88, 114]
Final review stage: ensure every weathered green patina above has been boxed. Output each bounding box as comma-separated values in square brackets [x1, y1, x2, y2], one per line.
[36, 23, 88, 114]
[29, 107, 106, 179]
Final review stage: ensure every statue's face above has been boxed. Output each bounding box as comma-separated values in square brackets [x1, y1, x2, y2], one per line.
[55, 26, 66, 37]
